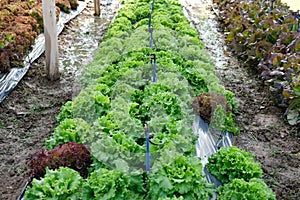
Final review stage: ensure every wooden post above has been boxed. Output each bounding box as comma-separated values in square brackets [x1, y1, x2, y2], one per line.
[94, 0, 101, 16]
[42, 0, 60, 80]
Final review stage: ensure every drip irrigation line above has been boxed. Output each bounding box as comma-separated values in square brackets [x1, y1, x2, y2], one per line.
[149, 26, 154, 48]
[147, 2, 156, 78]
[150, 139, 164, 146]
[144, 124, 151, 172]
[148, 0, 155, 48]
[144, 123, 164, 172]
[148, 11, 154, 48]
[144, 0, 161, 172]
[17, 180, 29, 200]
[151, 54, 157, 82]
[151, 0, 155, 11]
[148, 12, 152, 32]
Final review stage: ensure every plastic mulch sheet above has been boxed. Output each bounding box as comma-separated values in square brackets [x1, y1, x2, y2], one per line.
[0, 1, 87, 103]
[193, 115, 234, 199]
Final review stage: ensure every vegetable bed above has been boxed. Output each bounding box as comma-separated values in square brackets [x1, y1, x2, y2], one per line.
[213, 0, 300, 125]
[23, 0, 275, 199]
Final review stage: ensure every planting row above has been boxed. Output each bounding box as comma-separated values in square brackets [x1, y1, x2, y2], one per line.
[213, 0, 300, 125]
[0, 0, 82, 73]
[24, 0, 274, 199]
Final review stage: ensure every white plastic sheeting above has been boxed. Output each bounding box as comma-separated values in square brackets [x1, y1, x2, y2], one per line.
[193, 115, 233, 177]
[193, 115, 234, 200]
[180, 0, 236, 195]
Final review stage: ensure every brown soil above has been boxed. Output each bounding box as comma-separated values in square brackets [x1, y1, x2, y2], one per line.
[223, 57, 300, 200]
[0, 56, 73, 199]
[0, 0, 299, 200]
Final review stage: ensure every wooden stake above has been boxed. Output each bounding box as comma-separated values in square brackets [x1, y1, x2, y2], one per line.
[42, 0, 60, 80]
[94, 0, 101, 16]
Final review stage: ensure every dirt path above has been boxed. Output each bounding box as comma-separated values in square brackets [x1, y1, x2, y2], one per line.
[0, 58, 72, 199]
[0, 1, 119, 199]
[180, 0, 300, 199]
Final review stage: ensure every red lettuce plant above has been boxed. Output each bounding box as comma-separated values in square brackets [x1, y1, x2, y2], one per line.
[0, 0, 77, 73]
[193, 92, 230, 123]
[28, 142, 91, 181]
[214, 0, 300, 124]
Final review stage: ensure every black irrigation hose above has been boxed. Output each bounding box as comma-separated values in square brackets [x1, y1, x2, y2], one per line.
[17, 181, 29, 200]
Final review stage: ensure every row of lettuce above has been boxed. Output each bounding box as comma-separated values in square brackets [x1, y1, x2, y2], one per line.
[0, 0, 82, 73]
[213, 0, 300, 125]
[24, 0, 275, 199]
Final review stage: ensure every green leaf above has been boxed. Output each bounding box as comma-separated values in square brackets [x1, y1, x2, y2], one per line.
[207, 146, 263, 183]
[24, 167, 83, 200]
[217, 178, 276, 200]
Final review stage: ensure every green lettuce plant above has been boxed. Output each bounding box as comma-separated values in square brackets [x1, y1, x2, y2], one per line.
[24, 167, 84, 200]
[207, 146, 263, 184]
[148, 149, 214, 200]
[32, 0, 244, 199]
[217, 178, 276, 200]
[82, 167, 146, 200]
[45, 118, 93, 150]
